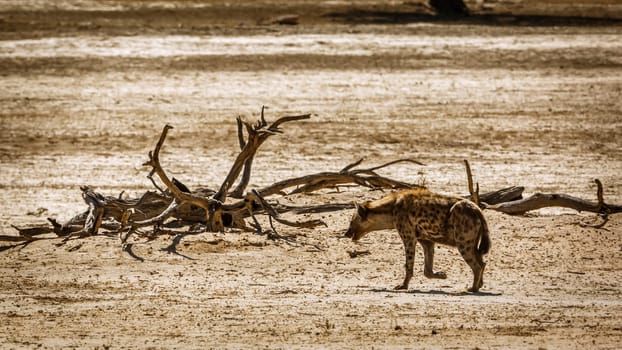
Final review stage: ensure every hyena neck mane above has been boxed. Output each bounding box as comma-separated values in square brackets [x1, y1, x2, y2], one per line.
[350, 188, 433, 238]
[366, 188, 432, 213]
[361, 188, 434, 228]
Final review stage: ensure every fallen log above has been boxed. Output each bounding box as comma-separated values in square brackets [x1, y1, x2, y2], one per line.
[258, 158, 423, 196]
[477, 186, 524, 205]
[8, 109, 425, 245]
[463, 162, 620, 216]
[4, 110, 620, 255]
[484, 190, 622, 215]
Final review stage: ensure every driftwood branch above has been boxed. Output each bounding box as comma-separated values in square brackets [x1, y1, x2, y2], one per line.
[216, 111, 311, 201]
[247, 189, 325, 230]
[259, 158, 423, 196]
[476, 186, 524, 205]
[229, 116, 253, 198]
[464, 159, 480, 207]
[5, 112, 621, 255]
[144, 125, 213, 210]
[138, 110, 315, 234]
[460, 161, 620, 217]
[484, 179, 621, 215]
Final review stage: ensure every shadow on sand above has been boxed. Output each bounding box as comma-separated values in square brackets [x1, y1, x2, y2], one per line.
[325, 9, 621, 26]
[371, 287, 503, 297]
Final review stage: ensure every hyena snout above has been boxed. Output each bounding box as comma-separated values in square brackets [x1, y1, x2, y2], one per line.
[344, 225, 366, 241]
[344, 225, 360, 240]
[344, 228, 353, 238]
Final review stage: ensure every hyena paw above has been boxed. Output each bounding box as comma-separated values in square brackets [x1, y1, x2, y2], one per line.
[426, 271, 447, 279]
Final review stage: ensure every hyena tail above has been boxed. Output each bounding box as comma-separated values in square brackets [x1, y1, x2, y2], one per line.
[473, 207, 491, 255]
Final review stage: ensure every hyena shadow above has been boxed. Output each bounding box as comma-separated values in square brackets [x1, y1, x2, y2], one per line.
[370, 287, 503, 297]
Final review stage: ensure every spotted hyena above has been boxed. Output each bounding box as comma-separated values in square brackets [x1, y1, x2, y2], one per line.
[345, 188, 491, 292]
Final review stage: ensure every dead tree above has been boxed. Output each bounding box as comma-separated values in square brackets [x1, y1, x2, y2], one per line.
[258, 158, 423, 196]
[463, 160, 621, 223]
[484, 179, 621, 215]
[132, 112, 329, 234]
[8, 109, 428, 243]
[4, 111, 621, 253]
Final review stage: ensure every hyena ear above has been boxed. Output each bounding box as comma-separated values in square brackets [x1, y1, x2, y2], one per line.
[354, 202, 369, 219]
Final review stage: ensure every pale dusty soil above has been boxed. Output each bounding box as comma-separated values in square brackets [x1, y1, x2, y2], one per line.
[1, 1, 622, 349]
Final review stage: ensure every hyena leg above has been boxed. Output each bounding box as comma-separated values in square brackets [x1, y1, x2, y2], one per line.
[395, 234, 416, 290]
[458, 243, 484, 292]
[448, 200, 485, 292]
[419, 240, 447, 279]
[475, 250, 486, 290]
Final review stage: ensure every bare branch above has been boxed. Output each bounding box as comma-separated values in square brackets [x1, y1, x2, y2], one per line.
[267, 113, 310, 132]
[340, 158, 365, 173]
[363, 158, 425, 174]
[274, 202, 355, 215]
[259, 105, 268, 128]
[259, 158, 421, 197]
[236, 116, 246, 150]
[464, 159, 480, 207]
[147, 173, 166, 194]
[129, 200, 179, 229]
[595, 178, 604, 212]
[143, 124, 181, 199]
[578, 214, 609, 229]
[477, 186, 524, 205]
[247, 190, 325, 229]
[486, 192, 622, 215]
[142, 124, 217, 224]
[483, 179, 620, 216]
[11, 224, 53, 236]
[216, 112, 311, 201]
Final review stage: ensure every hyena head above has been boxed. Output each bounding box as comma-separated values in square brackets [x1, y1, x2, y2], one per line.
[345, 202, 392, 241]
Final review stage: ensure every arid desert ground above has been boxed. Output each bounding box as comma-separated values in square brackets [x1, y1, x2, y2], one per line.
[1, 1, 621, 349]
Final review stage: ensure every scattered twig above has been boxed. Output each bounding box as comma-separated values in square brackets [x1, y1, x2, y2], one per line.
[348, 249, 371, 258]
[122, 243, 145, 262]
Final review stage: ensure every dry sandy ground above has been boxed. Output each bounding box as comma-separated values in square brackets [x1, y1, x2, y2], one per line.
[1, 1, 622, 349]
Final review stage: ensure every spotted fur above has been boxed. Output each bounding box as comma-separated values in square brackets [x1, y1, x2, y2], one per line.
[345, 188, 491, 292]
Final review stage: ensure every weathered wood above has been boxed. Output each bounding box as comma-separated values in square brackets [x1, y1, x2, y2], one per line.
[5, 111, 620, 252]
[10, 224, 54, 236]
[246, 189, 325, 229]
[258, 158, 423, 196]
[0, 235, 37, 242]
[474, 186, 524, 205]
[215, 112, 311, 201]
[137, 111, 316, 233]
[274, 203, 355, 214]
[229, 116, 255, 198]
[266, 14, 300, 25]
[463, 159, 480, 206]
[485, 192, 622, 215]
[143, 124, 217, 222]
[463, 162, 618, 216]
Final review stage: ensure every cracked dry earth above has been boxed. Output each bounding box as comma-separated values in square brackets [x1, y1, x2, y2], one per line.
[1, 1, 622, 349]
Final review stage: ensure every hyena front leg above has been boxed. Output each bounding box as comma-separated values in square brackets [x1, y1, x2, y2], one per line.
[419, 240, 447, 279]
[395, 227, 416, 290]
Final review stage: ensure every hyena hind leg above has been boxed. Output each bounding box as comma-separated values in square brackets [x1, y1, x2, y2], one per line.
[419, 240, 447, 279]
[458, 245, 485, 292]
